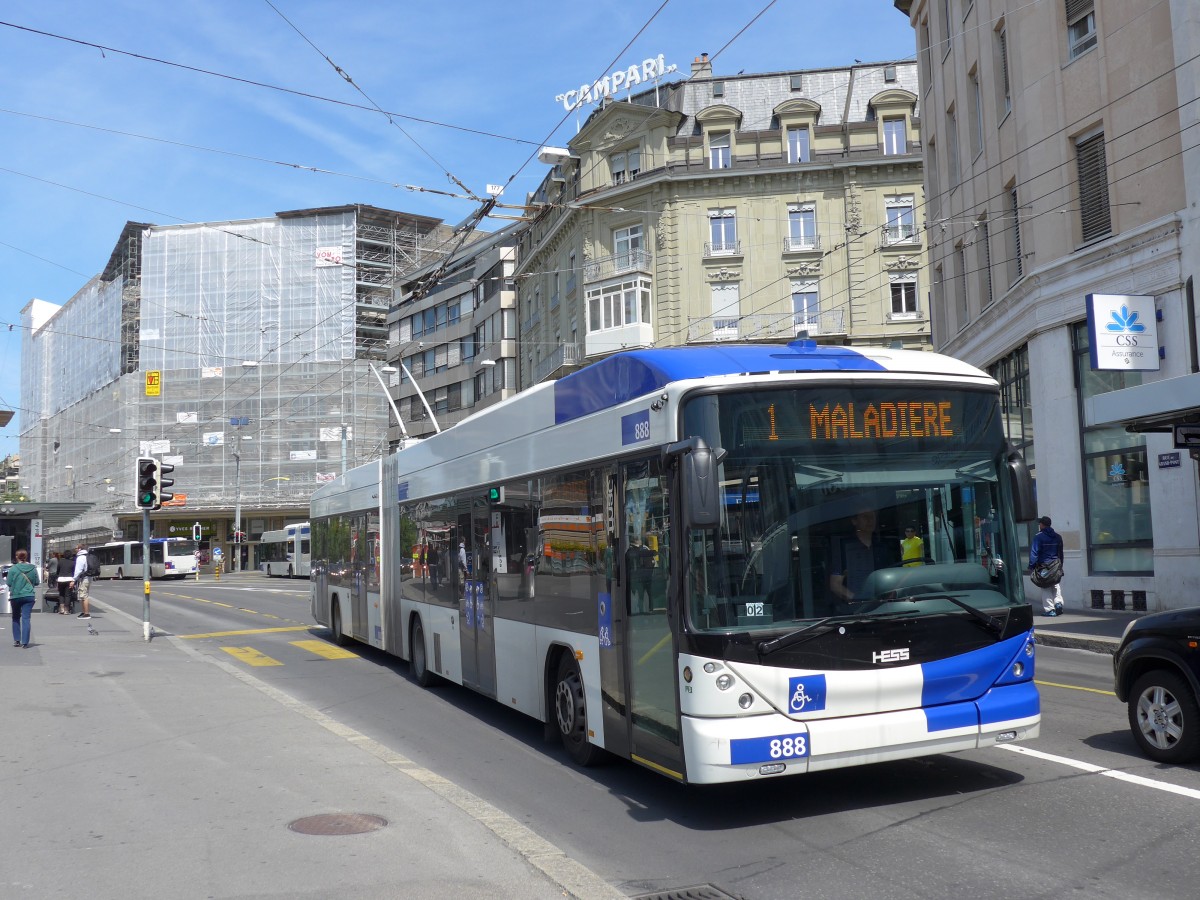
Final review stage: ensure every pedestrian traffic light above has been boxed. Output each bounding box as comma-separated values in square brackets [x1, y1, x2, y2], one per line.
[136, 457, 160, 509]
[158, 461, 175, 507]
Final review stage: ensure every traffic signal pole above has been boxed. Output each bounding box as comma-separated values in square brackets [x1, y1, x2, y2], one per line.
[142, 509, 152, 642]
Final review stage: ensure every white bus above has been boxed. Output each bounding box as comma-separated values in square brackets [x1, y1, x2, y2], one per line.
[91, 538, 200, 580]
[310, 342, 1041, 785]
[260, 523, 311, 578]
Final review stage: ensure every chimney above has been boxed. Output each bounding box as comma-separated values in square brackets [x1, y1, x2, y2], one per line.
[691, 53, 713, 78]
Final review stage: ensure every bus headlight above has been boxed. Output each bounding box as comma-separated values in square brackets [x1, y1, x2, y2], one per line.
[715, 673, 734, 691]
[1012, 661, 1025, 678]
[738, 693, 754, 709]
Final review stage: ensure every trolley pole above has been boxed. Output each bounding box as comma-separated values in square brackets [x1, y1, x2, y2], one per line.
[142, 509, 152, 641]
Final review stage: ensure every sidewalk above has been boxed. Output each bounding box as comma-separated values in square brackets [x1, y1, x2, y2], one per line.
[1, 601, 621, 900]
[1033, 607, 1144, 654]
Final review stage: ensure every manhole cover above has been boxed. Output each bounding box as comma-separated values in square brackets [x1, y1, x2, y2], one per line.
[632, 887, 740, 900]
[287, 813, 388, 835]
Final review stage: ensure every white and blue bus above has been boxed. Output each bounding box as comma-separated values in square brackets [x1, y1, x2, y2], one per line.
[91, 538, 200, 580]
[310, 342, 1041, 784]
[259, 523, 311, 578]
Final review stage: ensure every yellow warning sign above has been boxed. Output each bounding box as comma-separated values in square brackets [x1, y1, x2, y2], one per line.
[145, 370, 161, 396]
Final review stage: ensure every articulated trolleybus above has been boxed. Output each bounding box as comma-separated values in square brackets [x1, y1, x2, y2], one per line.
[311, 342, 1040, 784]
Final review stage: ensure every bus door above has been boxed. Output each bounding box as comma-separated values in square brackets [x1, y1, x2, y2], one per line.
[621, 458, 683, 776]
[458, 505, 497, 697]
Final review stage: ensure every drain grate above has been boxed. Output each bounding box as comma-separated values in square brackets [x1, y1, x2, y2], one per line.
[632, 886, 740, 900]
[287, 813, 388, 836]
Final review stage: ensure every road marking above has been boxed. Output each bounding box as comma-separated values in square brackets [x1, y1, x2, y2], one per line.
[1000, 744, 1200, 800]
[221, 646, 283, 667]
[180, 626, 314, 639]
[1035, 678, 1116, 696]
[291, 639, 359, 659]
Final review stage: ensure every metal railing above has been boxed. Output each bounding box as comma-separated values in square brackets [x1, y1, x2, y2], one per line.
[783, 234, 821, 252]
[685, 309, 846, 343]
[703, 240, 742, 258]
[532, 343, 583, 384]
[582, 249, 652, 282]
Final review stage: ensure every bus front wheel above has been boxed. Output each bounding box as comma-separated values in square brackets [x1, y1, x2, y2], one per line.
[410, 618, 436, 688]
[555, 655, 603, 766]
[329, 600, 348, 646]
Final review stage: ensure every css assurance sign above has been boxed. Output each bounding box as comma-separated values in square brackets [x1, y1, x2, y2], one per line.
[1086, 293, 1160, 371]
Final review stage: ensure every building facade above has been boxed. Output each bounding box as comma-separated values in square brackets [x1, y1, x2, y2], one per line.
[515, 54, 932, 388]
[895, 0, 1200, 610]
[21, 205, 453, 565]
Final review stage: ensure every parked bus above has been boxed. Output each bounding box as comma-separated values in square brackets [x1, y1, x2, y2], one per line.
[260, 523, 311, 578]
[91, 538, 200, 580]
[310, 342, 1040, 784]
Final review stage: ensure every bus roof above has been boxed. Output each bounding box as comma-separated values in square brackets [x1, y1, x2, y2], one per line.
[551, 342, 989, 424]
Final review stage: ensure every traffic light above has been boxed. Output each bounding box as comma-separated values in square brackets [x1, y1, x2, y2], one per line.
[487, 486, 505, 506]
[192, 522, 201, 541]
[136, 457, 160, 509]
[158, 461, 175, 507]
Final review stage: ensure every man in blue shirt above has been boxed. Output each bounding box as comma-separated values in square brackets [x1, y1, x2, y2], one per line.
[1029, 516, 1064, 617]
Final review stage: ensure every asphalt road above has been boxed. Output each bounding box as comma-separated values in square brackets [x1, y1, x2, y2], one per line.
[93, 575, 1200, 900]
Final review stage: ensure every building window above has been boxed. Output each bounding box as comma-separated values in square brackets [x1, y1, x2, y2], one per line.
[955, 243, 969, 327]
[969, 70, 983, 158]
[611, 149, 640, 184]
[976, 219, 994, 307]
[712, 81, 725, 98]
[884, 65, 897, 83]
[1076, 131, 1111, 242]
[1006, 185, 1023, 283]
[613, 224, 644, 269]
[884, 196, 917, 244]
[883, 118, 907, 155]
[946, 106, 960, 188]
[1067, 0, 1097, 59]
[890, 275, 919, 318]
[927, 138, 941, 217]
[791, 281, 820, 332]
[787, 126, 810, 163]
[1072, 322, 1152, 574]
[920, 20, 933, 87]
[940, 0, 953, 56]
[707, 208, 738, 255]
[710, 282, 740, 341]
[790, 74, 804, 91]
[709, 131, 731, 169]
[786, 204, 817, 250]
[987, 345, 1033, 562]
[995, 25, 1011, 117]
[585, 277, 652, 333]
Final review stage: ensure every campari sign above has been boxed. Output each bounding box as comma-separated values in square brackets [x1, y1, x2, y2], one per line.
[1086, 293, 1160, 372]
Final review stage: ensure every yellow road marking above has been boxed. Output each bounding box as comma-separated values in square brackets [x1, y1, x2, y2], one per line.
[221, 646, 283, 666]
[291, 639, 359, 660]
[180, 626, 313, 639]
[1035, 678, 1116, 697]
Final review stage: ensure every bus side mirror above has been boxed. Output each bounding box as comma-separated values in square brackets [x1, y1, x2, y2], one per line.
[666, 437, 725, 530]
[1006, 447, 1037, 522]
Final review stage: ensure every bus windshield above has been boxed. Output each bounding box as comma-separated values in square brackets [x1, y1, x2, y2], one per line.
[681, 385, 1022, 635]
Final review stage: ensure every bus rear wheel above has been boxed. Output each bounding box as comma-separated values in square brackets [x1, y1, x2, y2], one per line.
[329, 600, 347, 646]
[555, 655, 603, 766]
[410, 618, 436, 687]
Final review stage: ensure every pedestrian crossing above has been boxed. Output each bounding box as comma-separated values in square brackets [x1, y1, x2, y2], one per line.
[199, 632, 360, 667]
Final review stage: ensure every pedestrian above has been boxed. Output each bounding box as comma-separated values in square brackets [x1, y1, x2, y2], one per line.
[427, 542, 441, 589]
[1029, 515, 1065, 617]
[8, 549, 41, 648]
[56, 550, 75, 614]
[458, 540, 469, 577]
[900, 525, 925, 567]
[72, 543, 93, 620]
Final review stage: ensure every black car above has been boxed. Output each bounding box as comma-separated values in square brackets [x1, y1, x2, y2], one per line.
[1113, 608, 1200, 763]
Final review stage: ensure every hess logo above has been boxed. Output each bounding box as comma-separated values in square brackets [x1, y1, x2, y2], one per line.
[872, 647, 910, 664]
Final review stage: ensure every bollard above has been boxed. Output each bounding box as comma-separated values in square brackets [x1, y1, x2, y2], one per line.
[215, 564, 221, 582]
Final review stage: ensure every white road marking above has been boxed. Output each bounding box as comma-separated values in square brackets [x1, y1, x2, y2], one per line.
[1000, 744, 1200, 800]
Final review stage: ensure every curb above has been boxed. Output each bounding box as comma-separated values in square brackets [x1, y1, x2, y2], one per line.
[1035, 632, 1119, 655]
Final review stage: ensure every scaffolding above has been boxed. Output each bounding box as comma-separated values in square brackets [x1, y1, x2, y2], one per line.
[21, 205, 448, 537]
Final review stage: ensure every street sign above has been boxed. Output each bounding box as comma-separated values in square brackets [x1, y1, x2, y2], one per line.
[145, 370, 161, 396]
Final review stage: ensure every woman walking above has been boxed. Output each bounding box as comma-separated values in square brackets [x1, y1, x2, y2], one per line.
[8, 549, 41, 648]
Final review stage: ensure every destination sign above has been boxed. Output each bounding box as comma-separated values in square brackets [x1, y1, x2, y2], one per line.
[809, 401, 955, 440]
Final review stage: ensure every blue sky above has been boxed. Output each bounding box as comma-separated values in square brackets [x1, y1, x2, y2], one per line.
[0, 0, 916, 458]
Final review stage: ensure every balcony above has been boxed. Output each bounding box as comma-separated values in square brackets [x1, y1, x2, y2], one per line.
[532, 342, 583, 384]
[583, 249, 652, 283]
[520, 309, 541, 333]
[783, 234, 821, 253]
[704, 240, 742, 259]
[584, 323, 654, 357]
[881, 224, 920, 246]
[685, 309, 846, 343]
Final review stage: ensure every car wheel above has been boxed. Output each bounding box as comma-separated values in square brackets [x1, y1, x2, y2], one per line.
[1128, 669, 1200, 763]
[410, 618, 436, 687]
[554, 655, 604, 766]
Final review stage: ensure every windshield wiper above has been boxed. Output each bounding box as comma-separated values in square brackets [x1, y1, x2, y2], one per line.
[756, 610, 922, 656]
[876, 594, 1006, 636]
